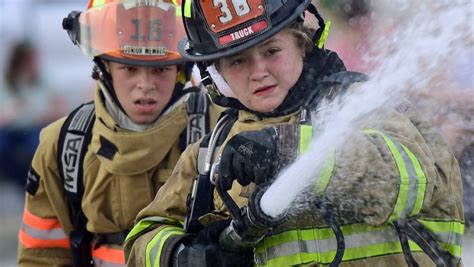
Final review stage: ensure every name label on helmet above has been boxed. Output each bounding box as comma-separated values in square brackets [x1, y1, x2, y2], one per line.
[219, 20, 268, 46]
[123, 45, 167, 55]
[123, 0, 172, 10]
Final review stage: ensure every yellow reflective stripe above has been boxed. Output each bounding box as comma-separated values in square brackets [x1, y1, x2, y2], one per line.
[256, 219, 463, 265]
[314, 151, 335, 196]
[316, 21, 331, 49]
[297, 124, 334, 196]
[184, 0, 191, 17]
[363, 129, 428, 221]
[298, 124, 312, 154]
[364, 129, 409, 221]
[126, 220, 154, 242]
[402, 144, 427, 216]
[419, 219, 464, 257]
[255, 223, 419, 266]
[145, 226, 184, 267]
[172, 0, 182, 17]
[419, 219, 465, 235]
[91, 0, 106, 8]
[343, 240, 422, 261]
[126, 216, 183, 242]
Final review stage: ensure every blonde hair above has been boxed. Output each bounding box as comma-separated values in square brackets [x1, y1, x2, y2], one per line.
[285, 21, 316, 54]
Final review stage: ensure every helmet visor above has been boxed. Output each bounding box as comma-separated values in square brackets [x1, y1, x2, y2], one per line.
[78, 0, 186, 65]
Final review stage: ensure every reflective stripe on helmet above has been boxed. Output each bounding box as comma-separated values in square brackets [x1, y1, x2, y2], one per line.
[316, 21, 331, 49]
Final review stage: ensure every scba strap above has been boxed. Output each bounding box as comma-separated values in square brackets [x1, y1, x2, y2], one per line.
[57, 91, 211, 265]
[184, 109, 239, 234]
[57, 101, 95, 267]
[186, 90, 211, 145]
[58, 102, 95, 198]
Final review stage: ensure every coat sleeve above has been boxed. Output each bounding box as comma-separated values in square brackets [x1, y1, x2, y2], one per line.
[124, 141, 200, 267]
[18, 118, 75, 266]
[316, 102, 463, 226]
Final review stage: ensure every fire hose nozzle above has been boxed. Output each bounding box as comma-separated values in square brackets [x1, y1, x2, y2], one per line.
[218, 183, 286, 251]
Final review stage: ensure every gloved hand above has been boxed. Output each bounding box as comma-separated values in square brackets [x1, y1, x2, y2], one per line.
[216, 127, 280, 191]
[175, 220, 253, 267]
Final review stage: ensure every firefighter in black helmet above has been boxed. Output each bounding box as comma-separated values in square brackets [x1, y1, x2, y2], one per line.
[125, 1, 464, 266]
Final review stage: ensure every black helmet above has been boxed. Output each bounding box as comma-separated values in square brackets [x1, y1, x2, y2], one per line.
[179, 0, 311, 61]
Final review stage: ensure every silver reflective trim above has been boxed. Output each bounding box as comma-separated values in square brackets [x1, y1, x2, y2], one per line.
[434, 232, 463, 246]
[256, 227, 399, 265]
[92, 257, 125, 267]
[197, 147, 207, 175]
[70, 103, 95, 131]
[382, 132, 419, 218]
[21, 224, 68, 240]
[149, 228, 178, 266]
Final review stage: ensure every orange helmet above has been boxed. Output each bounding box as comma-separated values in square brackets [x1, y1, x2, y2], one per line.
[64, 0, 187, 66]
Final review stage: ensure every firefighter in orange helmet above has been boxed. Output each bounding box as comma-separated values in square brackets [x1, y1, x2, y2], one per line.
[17, 0, 223, 266]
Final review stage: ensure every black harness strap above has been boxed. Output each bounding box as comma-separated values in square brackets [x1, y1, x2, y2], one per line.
[180, 89, 211, 152]
[57, 102, 95, 267]
[393, 220, 420, 267]
[399, 219, 454, 267]
[57, 91, 212, 265]
[184, 109, 238, 234]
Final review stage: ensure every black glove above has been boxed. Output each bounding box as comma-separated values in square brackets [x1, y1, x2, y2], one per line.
[175, 220, 253, 267]
[216, 125, 300, 191]
[216, 127, 280, 191]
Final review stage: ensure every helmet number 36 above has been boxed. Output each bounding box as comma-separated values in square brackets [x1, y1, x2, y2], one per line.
[213, 0, 251, 23]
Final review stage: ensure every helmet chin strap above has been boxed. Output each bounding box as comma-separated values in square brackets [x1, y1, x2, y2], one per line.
[206, 64, 236, 98]
[196, 61, 244, 109]
[93, 58, 127, 114]
[307, 3, 331, 49]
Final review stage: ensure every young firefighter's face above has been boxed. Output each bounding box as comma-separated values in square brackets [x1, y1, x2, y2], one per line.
[107, 62, 178, 124]
[218, 30, 305, 113]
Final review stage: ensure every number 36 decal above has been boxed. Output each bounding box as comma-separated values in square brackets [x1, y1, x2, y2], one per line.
[213, 0, 250, 23]
[201, 0, 264, 33]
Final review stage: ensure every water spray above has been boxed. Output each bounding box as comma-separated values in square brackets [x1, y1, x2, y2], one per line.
[259, 0, 473, 218]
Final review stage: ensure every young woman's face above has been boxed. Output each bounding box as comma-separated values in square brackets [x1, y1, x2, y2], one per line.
[107, 62, 178, 124]
[218, 30, 305, 113]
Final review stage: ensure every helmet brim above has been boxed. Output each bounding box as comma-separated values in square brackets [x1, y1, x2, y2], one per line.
[99, 54, 188, 67]
[178, 3, 308, 62]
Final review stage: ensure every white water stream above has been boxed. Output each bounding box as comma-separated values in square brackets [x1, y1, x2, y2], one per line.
[260, 0, 472, 222]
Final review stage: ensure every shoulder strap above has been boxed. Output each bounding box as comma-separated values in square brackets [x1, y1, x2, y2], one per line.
[179, 90, 211, 152]
[57, 101, 95, 267]
[184, 109, 238, 233]
[393, 219, 455, 267]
